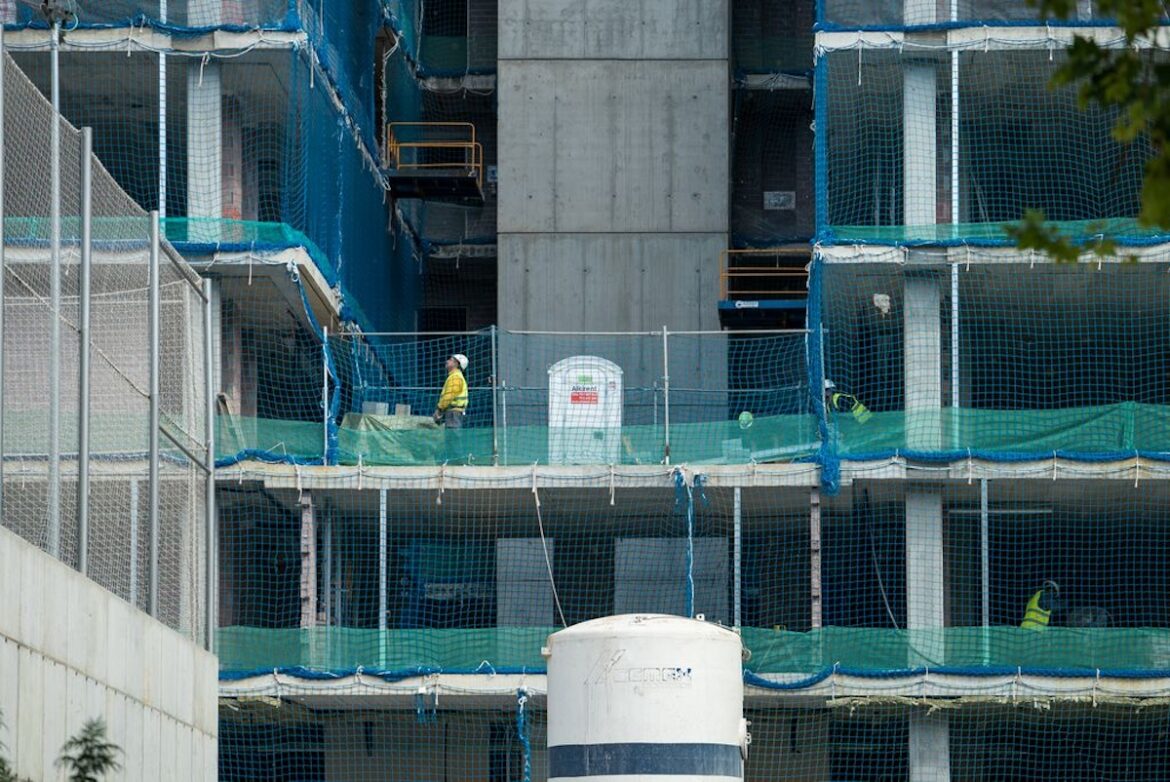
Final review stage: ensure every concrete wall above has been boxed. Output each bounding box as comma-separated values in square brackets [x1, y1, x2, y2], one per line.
[497, 0, 730, 335]
[0, 525, 217, 780]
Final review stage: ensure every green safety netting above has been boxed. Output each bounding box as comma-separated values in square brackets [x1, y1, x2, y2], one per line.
[216, 479, 1170, 679]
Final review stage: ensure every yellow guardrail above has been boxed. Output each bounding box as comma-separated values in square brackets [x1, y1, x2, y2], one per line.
[384, 122, 484, 188]
[719, 247, 811, 300]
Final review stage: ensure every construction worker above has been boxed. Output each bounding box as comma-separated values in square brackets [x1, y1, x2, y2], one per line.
[824, 379, 872, 423]
[433, 354, 469, 428]
[1021, 580, 1060, 631]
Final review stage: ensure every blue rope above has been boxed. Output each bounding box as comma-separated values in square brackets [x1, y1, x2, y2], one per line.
[673, 470, 695, 617]
[516, 690, 532, 782]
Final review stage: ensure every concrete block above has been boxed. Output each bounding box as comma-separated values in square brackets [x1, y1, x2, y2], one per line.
[172, 641, 194, 727]
[160, 717, 177, 782]
[18, 545, 46, 655]
[0, 533, 21, 640]
[105, 689, 126, 769]
[41, 660, 67, 778]
[65, 669, 87, 745]
[193, 651, 218, 737]
[104, 596, 129, 696]
[498, 61, 728, 233]
[499, 0, 727, 60]
[142, 709, 161, 781]
[123, 696, 144, 781]
[66, 572, 109, 683]
[176, 723, 192, 781]
[498, 233, 725, 335]
[142, 621, 163, 710]
[0, 639, 18, 758]
[42, 566, 70, 665]
[15, 649, 43, 780]
[118, 600, 146, 703]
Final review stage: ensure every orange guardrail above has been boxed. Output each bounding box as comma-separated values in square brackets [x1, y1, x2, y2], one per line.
[384, 122, 484, 188]
[719, 247, 811, 300]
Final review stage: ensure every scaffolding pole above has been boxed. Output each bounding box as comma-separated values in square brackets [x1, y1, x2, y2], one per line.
[203, 278, 216, 652]
[148, 212, 161, 618]
[77, 127, 93, 575]
[47, 20, 61, 558]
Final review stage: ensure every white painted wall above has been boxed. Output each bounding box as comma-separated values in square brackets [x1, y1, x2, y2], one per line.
[0, 524, 217, 781]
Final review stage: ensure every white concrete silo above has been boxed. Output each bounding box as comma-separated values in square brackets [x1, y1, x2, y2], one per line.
[544, 614, 748, 781]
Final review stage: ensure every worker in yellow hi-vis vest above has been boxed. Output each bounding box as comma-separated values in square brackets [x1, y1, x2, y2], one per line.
[1021, 580, 1060, 631]
[824, 379, 872, 424]
[433, 354, 469, 428]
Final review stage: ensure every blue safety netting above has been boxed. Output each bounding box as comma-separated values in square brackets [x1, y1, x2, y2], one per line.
[820, 0, 1124, 30]
[6, 1, 401, 334]
[815, 46, 1165, 248]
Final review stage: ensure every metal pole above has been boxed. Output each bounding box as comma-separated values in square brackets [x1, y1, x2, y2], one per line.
[0, 25, 6, 524]
[129, 478, 140, 607]
[378, 488, 388, 632]
[490, 326, 499, 465]
[661, 326, 670, 465]
[202, 278, 216, 652]
[77, 127, 93, 576]
[148, 212, 161, 618]
[733, 487, 742, 628]
[322, 325, 329, 465]
[47, 20, 61, 558]
[811, 488, 822, 629]
[501, 384, 508, 465]
[980, 478, 990, 665]
[158, 0, 167, 219]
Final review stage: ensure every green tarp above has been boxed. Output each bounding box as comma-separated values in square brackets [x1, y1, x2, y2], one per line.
[217, 402, 1170, 466]
[217, 626, 1170, 677]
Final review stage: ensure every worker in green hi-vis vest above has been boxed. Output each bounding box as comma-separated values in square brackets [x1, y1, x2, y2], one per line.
[1021, 580, 1061, 631]
[824, 379, 872, 424]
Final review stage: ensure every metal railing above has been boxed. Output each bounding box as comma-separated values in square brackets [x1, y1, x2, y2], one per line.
[719, 247, 811, 300]
[317, 327, 813, 467]
[383, 121, 485, 188]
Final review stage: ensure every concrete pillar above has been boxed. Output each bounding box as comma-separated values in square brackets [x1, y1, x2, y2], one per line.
[910, 712, 951, 782]
[904, 274, 942, 450]
[299, 492, 316, 629]
[903, 65, 937, 229]
[186, 62, 222, 243]
[221, 98, 244, 222]
[906, 490, 949, 781]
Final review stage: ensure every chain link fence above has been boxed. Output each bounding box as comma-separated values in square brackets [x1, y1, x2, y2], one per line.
[1, 45, 210, 643]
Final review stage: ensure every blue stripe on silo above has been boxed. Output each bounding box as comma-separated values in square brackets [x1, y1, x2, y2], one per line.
[549, 742, 742, 778]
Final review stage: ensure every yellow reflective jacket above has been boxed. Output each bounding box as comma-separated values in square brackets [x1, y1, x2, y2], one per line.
[830, 392, 872, 424]
[437, 370, 468, 412]
[1020, 589, 1052, 631]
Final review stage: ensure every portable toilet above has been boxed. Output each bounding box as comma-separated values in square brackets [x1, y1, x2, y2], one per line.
[548, 356, 623, 464]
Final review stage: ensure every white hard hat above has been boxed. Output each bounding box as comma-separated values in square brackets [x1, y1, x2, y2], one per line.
[824, 379, 836, 391]
[451, 353, 469, 371]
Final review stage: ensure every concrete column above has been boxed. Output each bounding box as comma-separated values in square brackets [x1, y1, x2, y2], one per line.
[299, 492, 317, 629]
[221, 98, 244, 221]
[910, 712, 951, 782]
[903, 65, 937, 229]
[186, 61, 222, 243]
[904, 274, 942, 450]
[906, 490, 948, 781]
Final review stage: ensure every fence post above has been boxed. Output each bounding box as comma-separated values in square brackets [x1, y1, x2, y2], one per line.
[491, 325, 499, 465]
[203, 278, 216, 653]
[322, 325, 329, 466]
[662, 326, 671, 465]
[148, 211, 161, 619]
[47, 20, 61, 558]
[0, 25, 6, 523]
[78, 127, 93, 576]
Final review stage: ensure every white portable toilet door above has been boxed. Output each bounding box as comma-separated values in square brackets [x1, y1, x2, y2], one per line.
[548, 356, 623, 464]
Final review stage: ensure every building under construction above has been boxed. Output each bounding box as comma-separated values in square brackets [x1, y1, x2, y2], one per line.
[4, 0, 1170, 778]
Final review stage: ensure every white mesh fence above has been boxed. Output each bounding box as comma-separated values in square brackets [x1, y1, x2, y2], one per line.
[1, 47, 208, 642]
